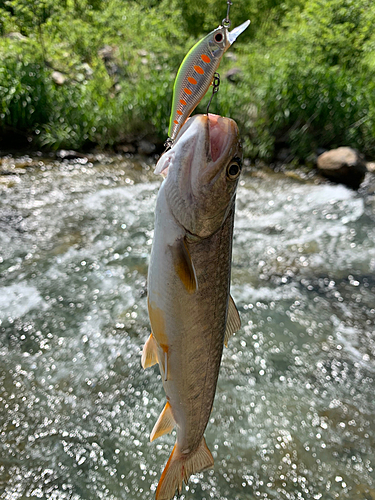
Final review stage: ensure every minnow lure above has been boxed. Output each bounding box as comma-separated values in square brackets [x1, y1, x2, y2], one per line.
[167, 19, 250, 143]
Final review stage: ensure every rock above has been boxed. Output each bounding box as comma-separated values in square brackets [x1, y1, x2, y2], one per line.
[366, 162, 375, 173]
[225, 67, 242, 83]
[56, 150, 86, 160]
[98, 45, 117, 61]
[137, 140, 156, 155]
[98, 46, 122, 77]
[81, 63, 93, 77]
[276, 147, 292, 163]
[6, 32, 27, 40]
[52, 71, 66, 85]
[224, 52, 237, 62]
[317, 147, 367, 189]
[116, 144, 136, 154]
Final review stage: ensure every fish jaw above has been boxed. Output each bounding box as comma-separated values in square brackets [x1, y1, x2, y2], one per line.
[162, 113, 242, 238]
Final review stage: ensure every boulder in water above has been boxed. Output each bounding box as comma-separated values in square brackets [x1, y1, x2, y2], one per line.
[317, 147, 367, 189]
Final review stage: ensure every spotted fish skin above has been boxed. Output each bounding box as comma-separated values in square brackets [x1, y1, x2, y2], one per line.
[168, 20, 250, 142]
[142, 114, 243, 500]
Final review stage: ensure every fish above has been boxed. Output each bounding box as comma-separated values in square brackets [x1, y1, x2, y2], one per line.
[142, 113, 242, 500]
[167, 20, 250, 143]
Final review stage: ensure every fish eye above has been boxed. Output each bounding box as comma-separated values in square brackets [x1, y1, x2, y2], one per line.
[226, 157, 242, 180]
[214, 32, 223, 43]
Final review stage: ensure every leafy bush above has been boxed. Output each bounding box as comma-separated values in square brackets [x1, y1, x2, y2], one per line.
[214, 0, 375, 159]
[0, 0, 189, 149]
[0, 0, 375, 160]
[267, 0, 375, 158]
[0, 55, 49, 131]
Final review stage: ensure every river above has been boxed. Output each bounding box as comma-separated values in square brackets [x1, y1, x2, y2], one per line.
[0, 154, 374, 499]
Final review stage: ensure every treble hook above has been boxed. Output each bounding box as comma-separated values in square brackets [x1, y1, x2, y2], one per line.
[206, 72, 221, 115]
[163, 137, 173, 154]
[222, 0, 233, 28]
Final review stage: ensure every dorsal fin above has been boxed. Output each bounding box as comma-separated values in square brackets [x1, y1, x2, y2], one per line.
[170, 237, 198, 294]
[224, 295, 241, 347]
[150, 401, 176, 442]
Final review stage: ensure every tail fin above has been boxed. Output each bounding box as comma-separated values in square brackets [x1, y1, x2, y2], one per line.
[155, 438, 214, 500]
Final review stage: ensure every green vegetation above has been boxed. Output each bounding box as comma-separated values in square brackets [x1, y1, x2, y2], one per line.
[1, 0, 375, 160]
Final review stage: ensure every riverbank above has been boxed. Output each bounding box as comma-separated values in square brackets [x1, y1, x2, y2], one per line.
[1, 149, 375, 198]
[1, 0, 375, 162]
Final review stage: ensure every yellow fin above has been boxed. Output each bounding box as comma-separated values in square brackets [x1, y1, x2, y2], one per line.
[224, 295, 241, 347]
[141, 333, 158, 369]
[155, 437, 214, 500]
[170, 237, 198, 294]
[150, 401, 176, 442]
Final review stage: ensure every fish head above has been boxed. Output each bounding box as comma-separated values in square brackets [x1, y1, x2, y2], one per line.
[156, 114, 242, 238]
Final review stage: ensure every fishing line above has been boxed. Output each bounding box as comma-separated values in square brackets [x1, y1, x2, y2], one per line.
[223, 0, 233, 27]
[206, 0, 232, 115]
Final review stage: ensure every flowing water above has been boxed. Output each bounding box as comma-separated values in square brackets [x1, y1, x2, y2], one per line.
[0, 154, 374, 500]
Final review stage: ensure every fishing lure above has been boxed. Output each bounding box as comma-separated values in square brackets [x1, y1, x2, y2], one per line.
[167, 19, 250, 144]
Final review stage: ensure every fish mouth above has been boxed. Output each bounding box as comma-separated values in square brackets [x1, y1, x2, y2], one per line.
[167, 113, 237, 165]
[185, 113, 239, 195]
[155, 113, 239, 191]
[207, 113, 237, 163]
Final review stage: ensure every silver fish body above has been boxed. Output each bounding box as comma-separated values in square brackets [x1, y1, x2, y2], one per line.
[142, 114, 242, 500]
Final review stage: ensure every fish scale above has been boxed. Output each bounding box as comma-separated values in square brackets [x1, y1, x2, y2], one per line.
[155, 208, 234, 451]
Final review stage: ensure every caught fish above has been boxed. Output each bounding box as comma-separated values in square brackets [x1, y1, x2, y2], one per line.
[142, 113, 242, 500]
[168, 20, 250, 143]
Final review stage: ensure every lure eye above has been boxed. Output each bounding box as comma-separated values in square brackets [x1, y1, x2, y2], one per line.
[227, 158, 242, 180]
[214, 33, 223, 43]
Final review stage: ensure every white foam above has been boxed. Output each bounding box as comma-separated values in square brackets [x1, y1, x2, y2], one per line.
[0, 282, 47, 322]
[82, 182, 160, 211]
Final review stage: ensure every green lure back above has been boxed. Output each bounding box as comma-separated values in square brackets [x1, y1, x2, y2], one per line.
[168, 20, 250, 142]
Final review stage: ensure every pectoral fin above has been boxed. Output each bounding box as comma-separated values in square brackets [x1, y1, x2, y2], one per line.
[141, 333, 158, 369]
[150, 401, 176, 442]
[170, 237, 198, 294]
[224, 295, 241, 347]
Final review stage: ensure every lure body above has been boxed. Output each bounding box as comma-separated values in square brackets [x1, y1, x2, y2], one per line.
[168, 20, 250, 142]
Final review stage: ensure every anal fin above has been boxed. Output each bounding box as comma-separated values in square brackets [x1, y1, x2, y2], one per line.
[224, 295, 241, 347]
[141, 333, 158, 369]
[150, 401, 176, 442]
[170, 237, 198, 294]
